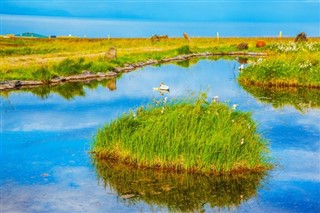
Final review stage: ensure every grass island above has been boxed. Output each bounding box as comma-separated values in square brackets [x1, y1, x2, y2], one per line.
[91, 94, 272, 174]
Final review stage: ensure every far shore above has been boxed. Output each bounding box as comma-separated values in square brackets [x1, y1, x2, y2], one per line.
[1, 36, 319, 90]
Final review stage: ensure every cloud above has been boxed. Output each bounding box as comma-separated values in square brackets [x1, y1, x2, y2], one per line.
[1, 166, 160, 212]
[272, 149, 320, 181]
[2, 0, 319, 22]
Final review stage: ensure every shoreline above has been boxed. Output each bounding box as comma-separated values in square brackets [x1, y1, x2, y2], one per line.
[0, 51, 267, 90]
[92, 153, 270, 175]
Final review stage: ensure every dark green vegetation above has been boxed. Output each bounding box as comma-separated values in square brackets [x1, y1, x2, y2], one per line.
[93, 158, 267, 212]
[241, 84, 320, 111]
[239, 42, 320, 88]
[92, 94, 272, 174]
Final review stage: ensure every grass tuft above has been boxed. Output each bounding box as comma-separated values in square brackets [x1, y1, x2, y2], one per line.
[32, 66, 51, 82]
[53, 58, 92, 75]
[92, 94, 272, 174]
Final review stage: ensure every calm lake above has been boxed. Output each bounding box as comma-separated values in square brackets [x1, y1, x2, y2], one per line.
[1, 58, 320, 212]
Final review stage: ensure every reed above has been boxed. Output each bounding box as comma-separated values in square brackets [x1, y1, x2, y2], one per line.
[92, 94, 272, 174]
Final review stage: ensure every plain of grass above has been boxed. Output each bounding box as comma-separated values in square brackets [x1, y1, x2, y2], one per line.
[1, 37, 319, 87]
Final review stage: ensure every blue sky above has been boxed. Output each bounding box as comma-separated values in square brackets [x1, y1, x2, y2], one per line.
[1, 1, 319, 37]
[2, 0, 320, 23]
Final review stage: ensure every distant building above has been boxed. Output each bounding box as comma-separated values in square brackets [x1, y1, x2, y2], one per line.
[14, 32, 48, 38]
[1, 34, 15, 38]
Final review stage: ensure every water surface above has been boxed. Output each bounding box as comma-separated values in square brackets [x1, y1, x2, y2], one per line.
[1, 59, 319, 212]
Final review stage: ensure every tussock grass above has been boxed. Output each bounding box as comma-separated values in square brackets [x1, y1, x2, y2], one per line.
[92, 94, 272, 174]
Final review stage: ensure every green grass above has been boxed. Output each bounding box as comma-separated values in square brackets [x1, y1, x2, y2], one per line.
[239, 42, 320, 88]
[2, 37, 320, 88]
[91, 94, 272, 174]
[0, 45, 210, 81]
[93, 158, 267, 212]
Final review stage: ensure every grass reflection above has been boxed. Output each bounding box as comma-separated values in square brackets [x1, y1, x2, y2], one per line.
[0, 78, 117, 100]
[240, 84, 320, 111]
[93, 158, 268, 212]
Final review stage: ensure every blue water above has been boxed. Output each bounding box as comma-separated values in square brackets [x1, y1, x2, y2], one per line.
[1, 59, 320, 212]
[2, 14, 320, 37]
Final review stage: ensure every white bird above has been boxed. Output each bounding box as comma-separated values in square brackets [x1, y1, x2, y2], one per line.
[153, 82, 170, 91]
[159, 82, 170, 91]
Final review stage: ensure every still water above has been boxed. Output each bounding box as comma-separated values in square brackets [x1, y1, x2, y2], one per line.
[1, 59, 320, 212]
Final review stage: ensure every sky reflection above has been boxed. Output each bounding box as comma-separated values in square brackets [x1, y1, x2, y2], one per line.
[1, 59, 319, 212]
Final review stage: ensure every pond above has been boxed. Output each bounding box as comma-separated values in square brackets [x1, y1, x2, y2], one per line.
[1, 58, 319, 212]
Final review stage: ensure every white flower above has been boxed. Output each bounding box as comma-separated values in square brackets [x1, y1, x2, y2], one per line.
[213, 96, 219, 102]
[232, 104, 238, 110]
[163, 97, 168, 103]
[241, 138, 244, 145]
[161, 107, 165, 114]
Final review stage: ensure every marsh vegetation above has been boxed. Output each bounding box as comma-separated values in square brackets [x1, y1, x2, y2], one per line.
[239, 41, 320, 88]
[92, 94, 272, 174]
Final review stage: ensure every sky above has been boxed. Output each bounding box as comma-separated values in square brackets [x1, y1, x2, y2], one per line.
[2, 0, 320, 22]
[1, 0, 319, 37]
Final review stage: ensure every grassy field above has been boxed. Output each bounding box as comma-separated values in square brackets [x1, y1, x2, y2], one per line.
[91, 94, 272, 174]
[239, 41, 320, 88]
[2, 36, 319, 83]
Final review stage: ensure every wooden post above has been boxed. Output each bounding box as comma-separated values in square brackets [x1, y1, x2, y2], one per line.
[217, 32, 220, 42]
[279, 31, 282, 38]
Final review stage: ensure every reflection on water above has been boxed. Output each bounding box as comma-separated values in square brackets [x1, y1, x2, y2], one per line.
[93, 159, 267, 212]
[105, 78, 117, 91]
[0, 78, 118, 100]
[1, 59, 319, 212]
[174, 58, 201, 68]
[240, 84, 320, 111]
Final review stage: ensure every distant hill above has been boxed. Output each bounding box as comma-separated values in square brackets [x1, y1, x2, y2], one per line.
[15, 32, 48, 38]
